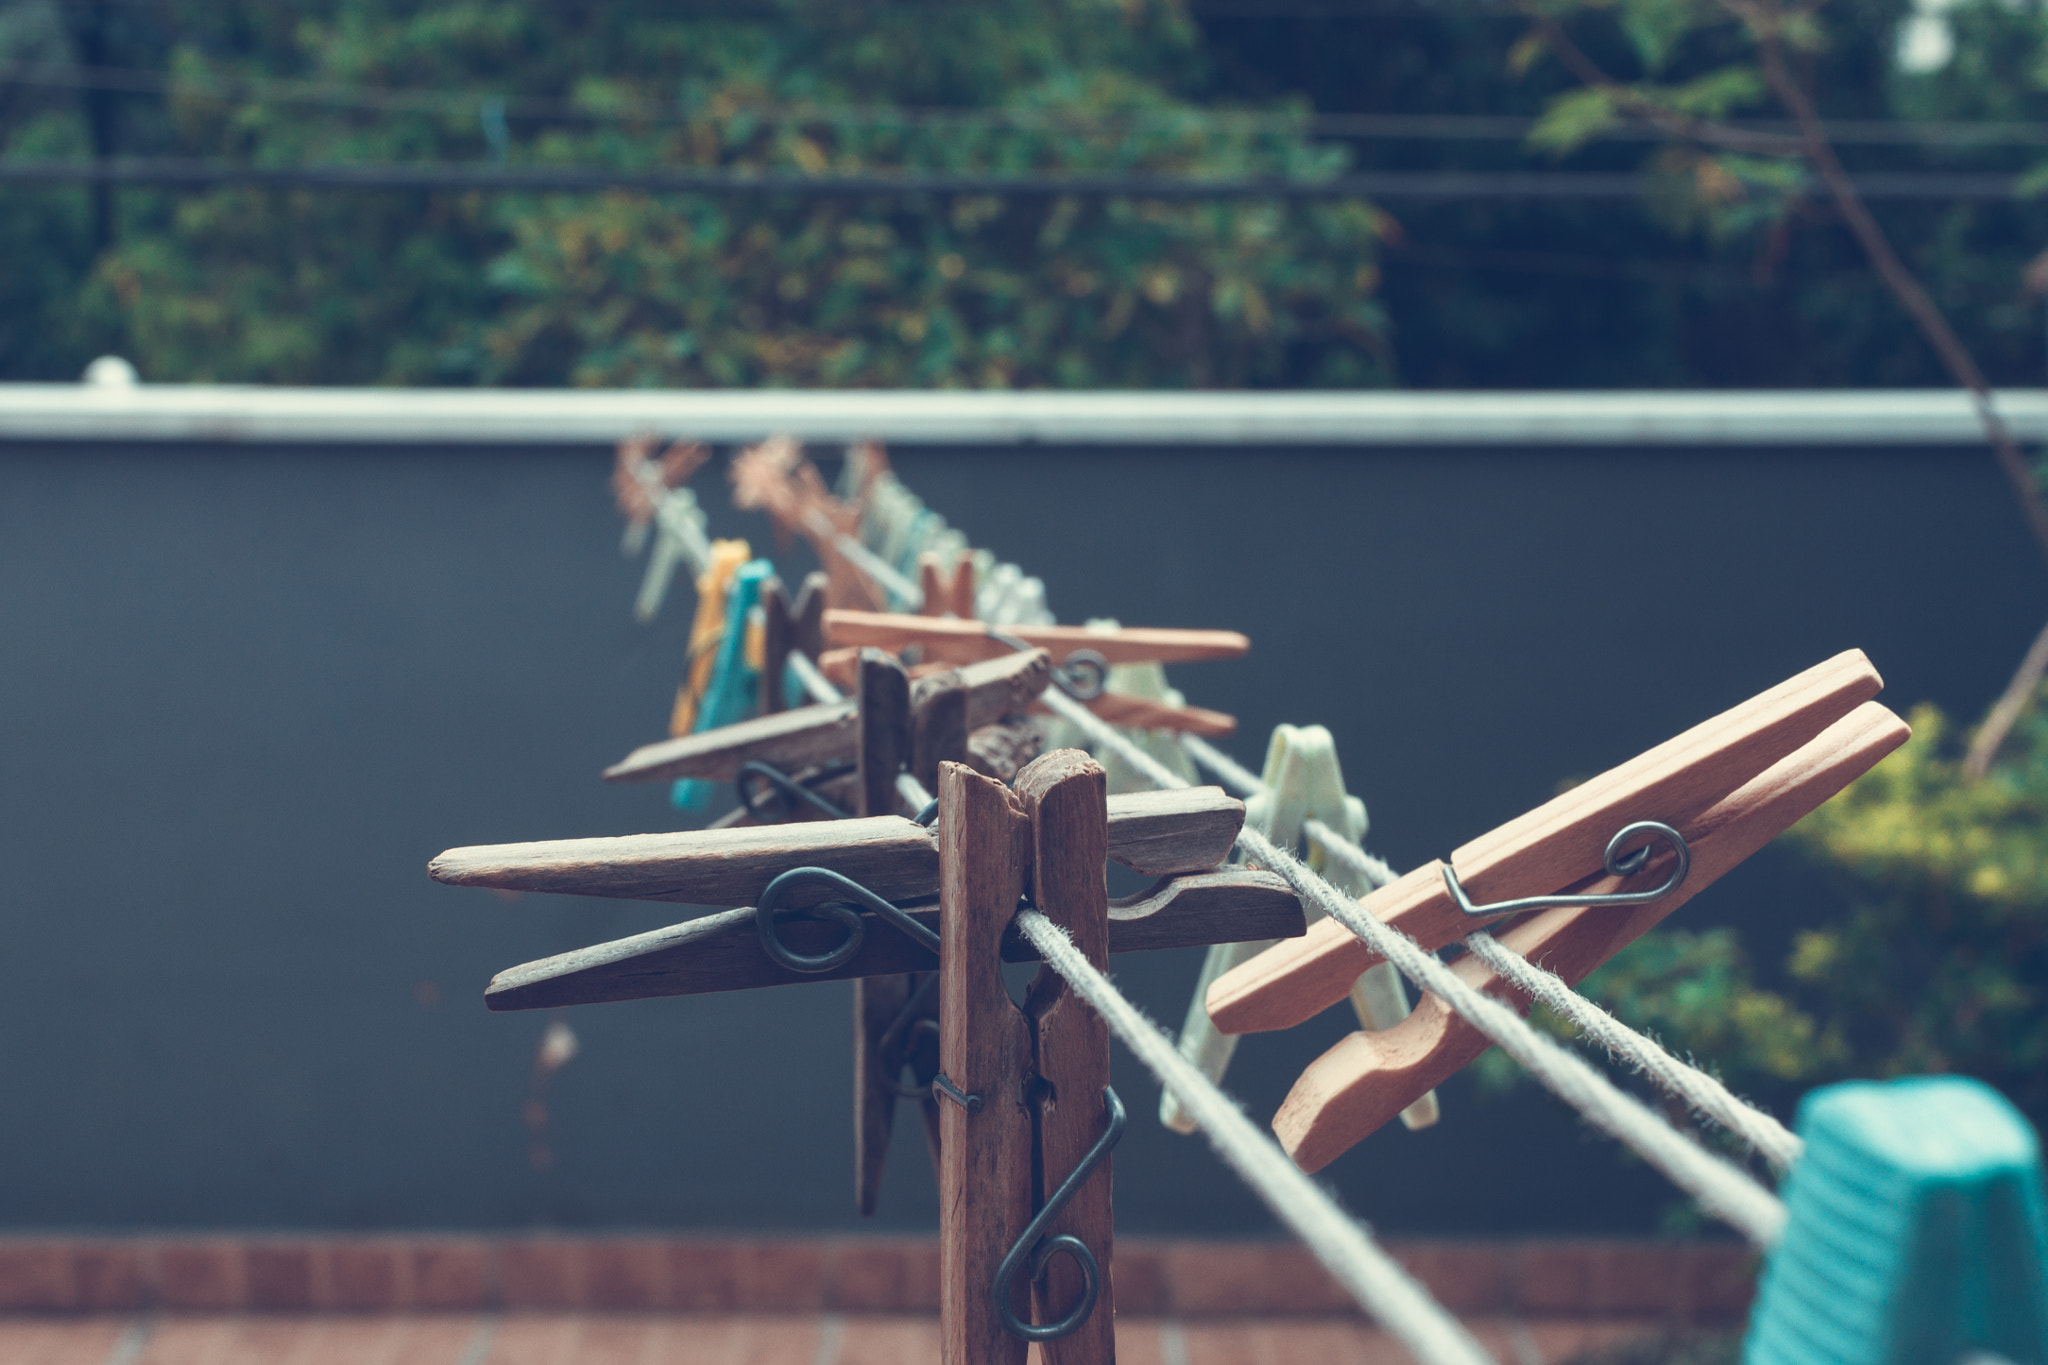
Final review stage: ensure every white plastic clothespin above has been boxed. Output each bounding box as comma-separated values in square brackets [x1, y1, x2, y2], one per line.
[1163, 724, 1439, 1135]
[634, 487, 713, 623]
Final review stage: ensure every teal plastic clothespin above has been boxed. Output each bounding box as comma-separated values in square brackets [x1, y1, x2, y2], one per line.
[671, 558, 774, 811]
[1745, 1075, 2048, 1365]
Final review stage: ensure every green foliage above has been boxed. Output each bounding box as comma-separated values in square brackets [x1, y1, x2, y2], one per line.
[0, 0, 1388, 387]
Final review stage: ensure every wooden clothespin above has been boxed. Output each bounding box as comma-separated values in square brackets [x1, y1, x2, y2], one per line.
[729, 437, 890, 612]
[757, 570, 827, 716]
[819, 613, 1246, 737]
[602, 647, 1054, 794]
[918, 550, 978, 620]
[1163, 724, 1439, 1135]
[938, 751, 1119, 1364]
[436, 755, 1306, 1361]
[1199, 651, 1908, 1171]
[825, 610, 1249, 668]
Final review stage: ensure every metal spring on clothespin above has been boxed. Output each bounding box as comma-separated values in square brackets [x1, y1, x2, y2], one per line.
[991, 1087, 1125, 1343]
[985, 626, 1108, 701]
[1443, 820, 1691, 918]
[733, 760, 855, 822]
[752, 867, 940, 973]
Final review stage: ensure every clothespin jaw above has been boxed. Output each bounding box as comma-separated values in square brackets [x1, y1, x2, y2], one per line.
[1164, 724, 1437, 1137]
[1266, 696, 1910, 1172]
[918, 551, 977, 619]
[758, 570, 828, 716]
[1743, 1076, 2048, 1365]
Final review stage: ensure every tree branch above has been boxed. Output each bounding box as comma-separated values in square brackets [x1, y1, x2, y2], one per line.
[1964, 614, 2048, 780]
[1522, 13, 1804, 156]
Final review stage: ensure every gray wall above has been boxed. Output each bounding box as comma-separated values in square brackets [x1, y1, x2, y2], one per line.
[1, 440, 2039, 1238]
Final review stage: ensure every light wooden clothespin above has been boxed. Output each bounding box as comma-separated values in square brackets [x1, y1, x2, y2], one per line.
[1200, 651, 1908, 1172]
[436, 753, 1306, 1362]
[1163, 724, 1440, 1135]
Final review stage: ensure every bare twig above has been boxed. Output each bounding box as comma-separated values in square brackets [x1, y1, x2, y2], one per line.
[1523, 14, 1804, 156]
[1964, 615, 2048, 779]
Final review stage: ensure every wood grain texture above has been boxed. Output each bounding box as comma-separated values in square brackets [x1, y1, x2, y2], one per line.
[937, 761, 1033, 1365]
[857, 650, 912, 819]
[608, 648, 1048, 786]
[1207, 651, 1883, 1035]
[1271, 700, 1910, 1172]
[433, 786, 1242, 908]
[855, 647, 917, 1217]
[911, 670, 970, 795]
[824, 610, 1251, 666]
[431, 816, 939, 906]
[482, 868, 1303, 1010]
[1016, 750, 1116, 1363]
[966, 720, 1046, 783]
[603, 699, 859, 784]
[1102, 786, 1242, 876]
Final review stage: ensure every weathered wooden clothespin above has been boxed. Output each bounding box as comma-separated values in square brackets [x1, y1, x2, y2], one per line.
[436, 754, 1307, 1360]
[1163, 724, 1440, 1136]
[937, 751, 1119, 1364]
[602, 647, 1054, 800]
[757, 569, 827, 716]
[1201, 651, 1909, 1171]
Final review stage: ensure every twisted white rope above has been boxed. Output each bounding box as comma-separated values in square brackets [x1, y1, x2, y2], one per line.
[1045, 687, 1788, 1247]
[1457, 932, 1803, 1172]
[1014, 908, 1499, 1365]
[1181, 733, 1803, 1172]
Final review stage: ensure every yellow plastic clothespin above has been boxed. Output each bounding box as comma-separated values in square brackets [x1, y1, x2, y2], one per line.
[1162, 724, 1439, 1134]
[668, 539, 754, 738]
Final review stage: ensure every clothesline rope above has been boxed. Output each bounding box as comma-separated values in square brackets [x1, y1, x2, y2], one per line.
[1178, 734, 1804, 1173]
[1038, 685, 1789, 1247]
[1014, 908, 1500, 1365]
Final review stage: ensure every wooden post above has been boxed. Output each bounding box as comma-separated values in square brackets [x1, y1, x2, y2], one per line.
[854, 649, 916, 1215]
[1016, 750, 1117, 1365]
[937, 761, 1034, 1365]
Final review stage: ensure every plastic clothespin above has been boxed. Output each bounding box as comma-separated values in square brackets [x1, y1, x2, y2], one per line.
[1745, 1075, 2048, 1365]
[1162, 725, 1439, 1135]
[670, 554, 773, 810]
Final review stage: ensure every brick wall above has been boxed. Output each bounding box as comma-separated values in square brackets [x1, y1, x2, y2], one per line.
[0, 1237, 1757, 1320]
